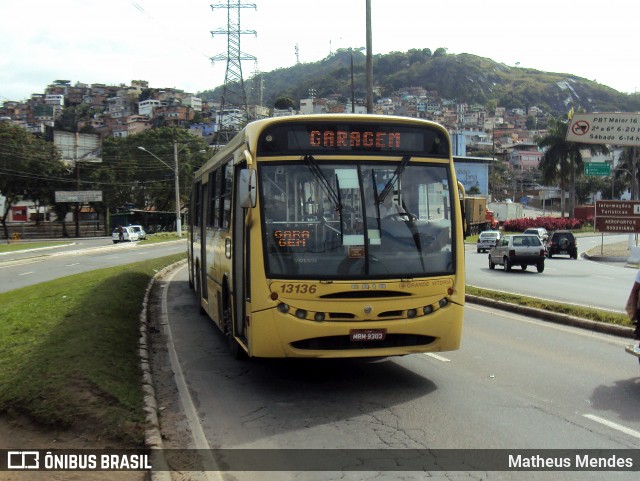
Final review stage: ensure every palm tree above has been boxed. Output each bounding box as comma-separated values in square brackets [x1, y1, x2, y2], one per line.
[537, 116, 609, 218]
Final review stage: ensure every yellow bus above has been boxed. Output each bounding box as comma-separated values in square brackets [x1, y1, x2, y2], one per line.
[188, 114, 464, 358]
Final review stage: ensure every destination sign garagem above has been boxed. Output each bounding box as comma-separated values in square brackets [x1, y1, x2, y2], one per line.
[257, 122, 450, 157]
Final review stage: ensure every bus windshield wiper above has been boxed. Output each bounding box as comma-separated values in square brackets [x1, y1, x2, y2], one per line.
[303, 155, 342, 212]
[376, 155, 411, 205]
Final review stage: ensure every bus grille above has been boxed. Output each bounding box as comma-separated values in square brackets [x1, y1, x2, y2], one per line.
[291, 334, 435, 350]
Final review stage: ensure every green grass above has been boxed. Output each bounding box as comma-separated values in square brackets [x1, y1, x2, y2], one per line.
[0, 241, 71, 253]
[0, 252, 185, 445]
[466, 286, 632, 327]
[141, 232, 183, 244]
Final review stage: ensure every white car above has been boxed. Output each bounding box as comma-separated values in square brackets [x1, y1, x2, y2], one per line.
[488, 234, 546, 273]
[523, 227, 549, 243]
[112, 225, 146, 243]
[128, 224, 147, 240]
[476, 230, 501, 253]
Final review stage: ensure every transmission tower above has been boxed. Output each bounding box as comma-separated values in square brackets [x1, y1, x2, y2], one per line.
[210, 0, 256, 142]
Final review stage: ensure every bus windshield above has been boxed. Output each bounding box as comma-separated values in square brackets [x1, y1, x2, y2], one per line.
[260, 160, 455, 279]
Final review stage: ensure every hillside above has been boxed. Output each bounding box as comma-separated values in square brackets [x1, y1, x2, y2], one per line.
[200, 49, 640, 116]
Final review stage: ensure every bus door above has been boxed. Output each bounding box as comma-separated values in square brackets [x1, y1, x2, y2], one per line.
[232, 162, 248, 341]
[200, 180, 209, 301]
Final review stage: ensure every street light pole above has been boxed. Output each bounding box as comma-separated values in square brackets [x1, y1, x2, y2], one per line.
[173, 142, 181, 237]
[138, 145, 181, 237]
[365, 0, 373, 113]
[350, 52, 355, 114]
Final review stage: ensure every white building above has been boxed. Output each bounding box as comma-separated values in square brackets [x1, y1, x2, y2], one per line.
[138, 99, 163, 117]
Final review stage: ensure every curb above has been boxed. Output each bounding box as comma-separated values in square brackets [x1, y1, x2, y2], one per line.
[139, 259, 188, 481]
[466, 294, 635, 338]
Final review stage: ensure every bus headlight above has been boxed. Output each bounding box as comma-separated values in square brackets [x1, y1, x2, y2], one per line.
[278, 303, 290, 313]
[407, 308, 417, 318]
[438, 298, 448, 308]
[295, 309, 307, 319]
[423, 305, 433, 315]
[314, 312, 325, 322]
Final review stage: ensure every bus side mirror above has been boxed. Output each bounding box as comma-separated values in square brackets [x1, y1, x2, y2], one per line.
[239, 169, 257, 208]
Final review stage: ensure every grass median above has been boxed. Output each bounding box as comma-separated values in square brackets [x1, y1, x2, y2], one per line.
[0, 252, 185, 446]
[466, 286, 632, 327]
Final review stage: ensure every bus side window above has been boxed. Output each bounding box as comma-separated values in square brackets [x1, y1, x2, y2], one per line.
[193, 181, 202, 228]
[207, 171, 216, 227]
[220, 162, 234, 230]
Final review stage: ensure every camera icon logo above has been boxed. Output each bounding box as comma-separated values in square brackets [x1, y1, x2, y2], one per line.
[7, 451, 40, 469]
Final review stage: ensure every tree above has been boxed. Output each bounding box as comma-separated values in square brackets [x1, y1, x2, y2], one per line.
[82, 127, 210, 228]
[536, 116, 609, 218]
[274, 97, 295, 110]
[433, 47, 448, 57]
[0, 122, 69, 240]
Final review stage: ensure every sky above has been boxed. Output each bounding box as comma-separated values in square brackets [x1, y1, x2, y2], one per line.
[2, 0, 640, 103]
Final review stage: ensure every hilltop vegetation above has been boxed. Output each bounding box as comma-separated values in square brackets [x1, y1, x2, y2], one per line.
[201, 49, 640, 115]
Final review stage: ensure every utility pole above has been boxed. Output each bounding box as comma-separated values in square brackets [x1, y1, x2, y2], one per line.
[365, 0, 373, 114]
[173, 141, 181, 237]
[210, 0, 256, 144]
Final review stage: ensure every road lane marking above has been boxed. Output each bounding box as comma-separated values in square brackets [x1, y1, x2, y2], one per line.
[19, 271, 34, 276]
[0, 259, 43, 269]
[65, 263, 80, 267]
[583, 414, 640, 440]
[593, 275, 615, 280]
[425, 353, 450, 362]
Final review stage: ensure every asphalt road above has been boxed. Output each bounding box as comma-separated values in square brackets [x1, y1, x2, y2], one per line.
[465, 234, 636, 313]
[0, 238, 186, 293]
[151, 264, 640, 481]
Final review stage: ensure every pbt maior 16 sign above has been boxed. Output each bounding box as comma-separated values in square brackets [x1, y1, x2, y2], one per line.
[567, 113, 640, 146]
[595, 200, 640, 233]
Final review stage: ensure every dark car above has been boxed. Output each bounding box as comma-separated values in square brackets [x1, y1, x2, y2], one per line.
[547, 230, 577, 259]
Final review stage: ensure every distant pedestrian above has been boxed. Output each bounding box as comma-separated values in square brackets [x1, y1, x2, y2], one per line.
[117, 225, 124, 242]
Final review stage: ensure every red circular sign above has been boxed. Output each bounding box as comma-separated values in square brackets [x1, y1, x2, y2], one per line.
[572, 120, 590, 136]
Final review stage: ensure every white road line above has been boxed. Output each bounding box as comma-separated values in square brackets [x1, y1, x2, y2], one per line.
[18, 271, 34, 276]
[593, 275, 615, 280]
[65, 263, 80, 267]
[583, 414, 640, 440]
[425, 352, 451, 362]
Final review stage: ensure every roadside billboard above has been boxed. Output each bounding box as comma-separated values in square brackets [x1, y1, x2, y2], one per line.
[54, 131, 102, 163]
[594, 200, 640, 233]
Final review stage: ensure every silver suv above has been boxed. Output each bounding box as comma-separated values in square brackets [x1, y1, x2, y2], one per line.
[488, 234, 546, 273]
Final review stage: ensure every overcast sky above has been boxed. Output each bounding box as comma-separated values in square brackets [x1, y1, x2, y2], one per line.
[2, 0, 639, 103]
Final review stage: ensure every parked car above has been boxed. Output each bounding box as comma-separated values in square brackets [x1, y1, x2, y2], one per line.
[477, 230, 501, 253]
[488, 234, 546, 273]
[547, 230, 577, 259]
[112, 225, 145, 243]
[523, 227, 549, 243]
[128, 224, 147, 240]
